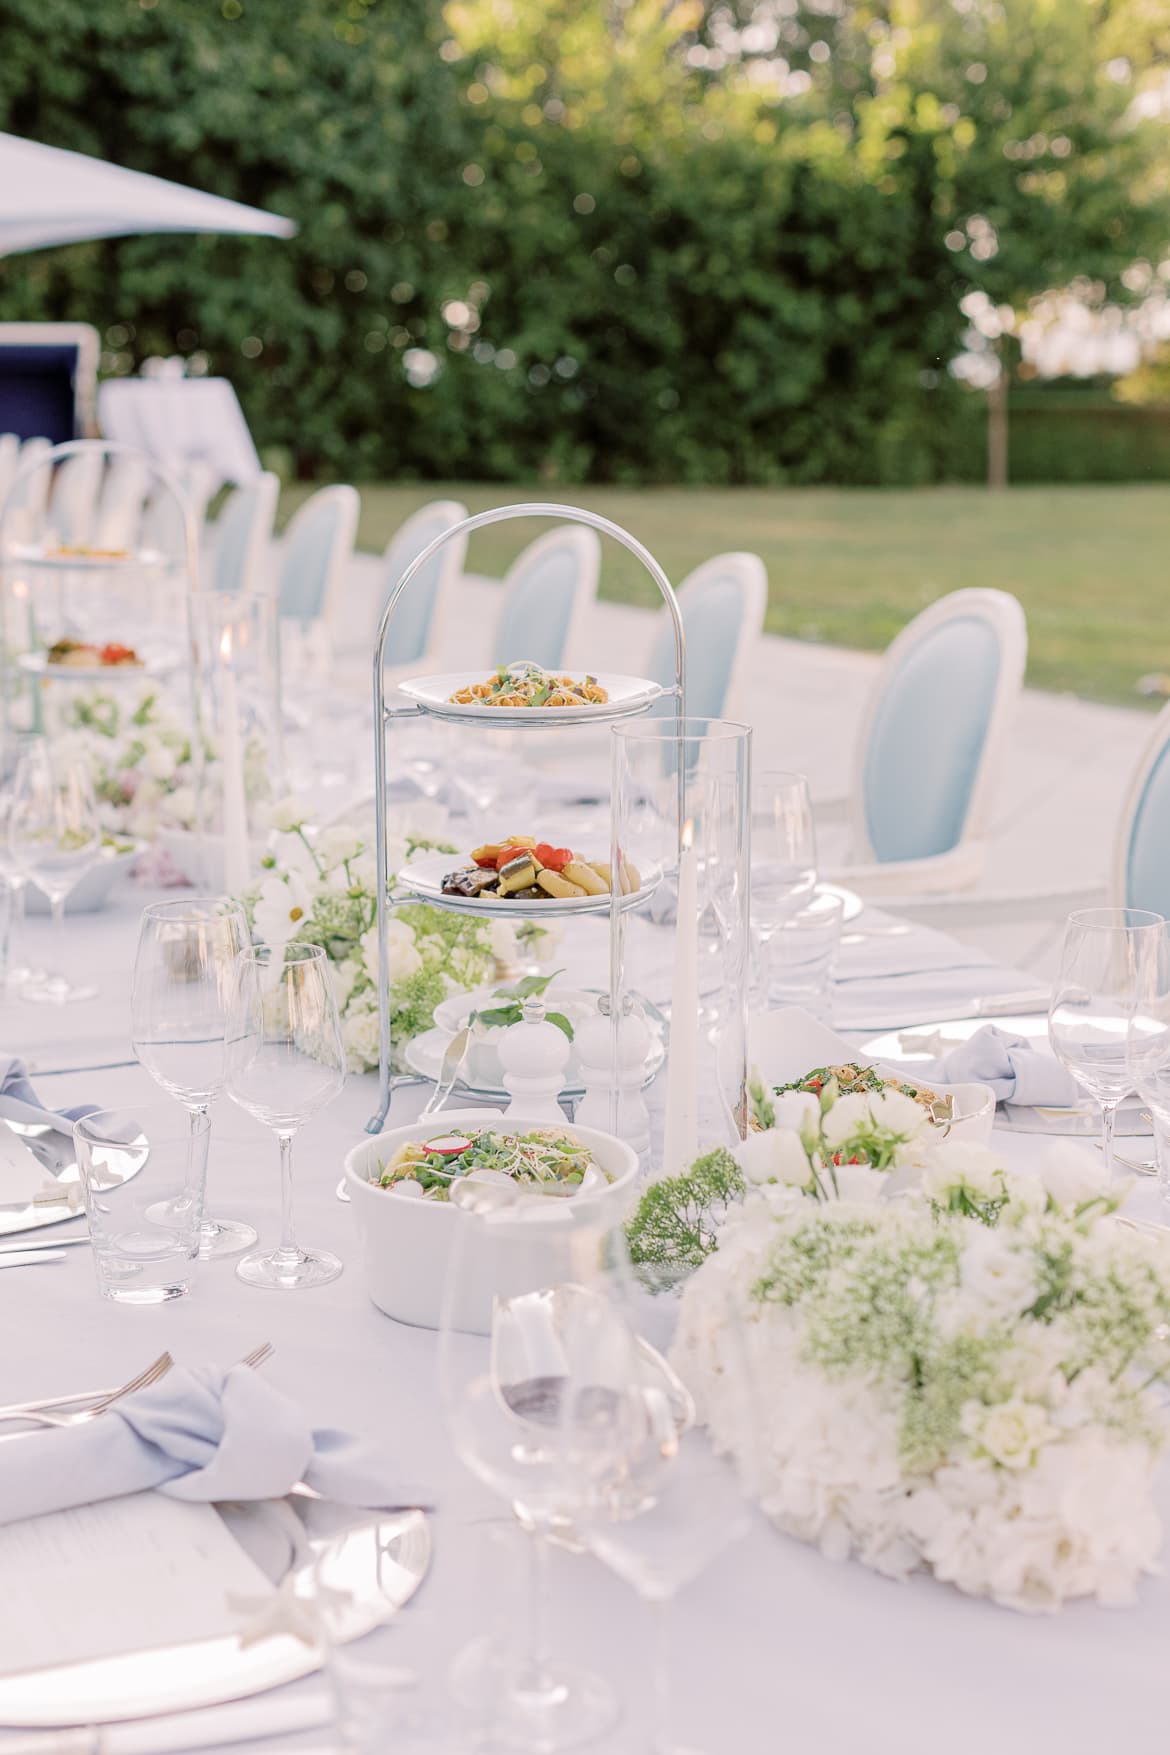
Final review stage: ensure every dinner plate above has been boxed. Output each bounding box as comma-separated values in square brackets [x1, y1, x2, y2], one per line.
[7, 544, 168, 572]
[860, 1014, 1150, 1137]
[397, 671, 665, 725]
[819, 881, 862, 923]
[0, 1121, 146, 1237]
[399, 850, 662, 918]
[0, 1497, 430, 1725]
[403, 1023, 666, 1100]
[18, 650, 178, 683]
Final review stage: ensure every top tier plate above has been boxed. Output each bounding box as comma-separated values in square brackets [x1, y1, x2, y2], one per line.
[396, 672, 665, 726]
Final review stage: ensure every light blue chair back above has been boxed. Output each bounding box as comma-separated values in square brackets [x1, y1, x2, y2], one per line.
[278, 484, 359, 622]
[212, 471, 279, 595]
[493, 527, 600, 671]
[861, 594, 1023, 863]
[378, 499, 467, 665]
[1119, 702, 1170, 917]
[645, 553, 767, 720]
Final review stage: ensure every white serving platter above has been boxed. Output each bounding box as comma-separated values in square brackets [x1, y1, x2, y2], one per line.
[19, 650, 178, 684]
[397, 671, 664, 725]
[8, 544, 168, 572]
[399, 849, 661, 918]
[0, 1496, 430, 1725]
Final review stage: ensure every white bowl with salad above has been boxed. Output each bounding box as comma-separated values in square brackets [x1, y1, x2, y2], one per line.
[344, 1111, 639, 1331]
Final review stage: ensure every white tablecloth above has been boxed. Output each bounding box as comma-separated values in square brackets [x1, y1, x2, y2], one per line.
[1, 881, 1167, 1755]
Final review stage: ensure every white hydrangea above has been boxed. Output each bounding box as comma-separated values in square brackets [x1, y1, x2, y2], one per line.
[361, 918, 421, 985]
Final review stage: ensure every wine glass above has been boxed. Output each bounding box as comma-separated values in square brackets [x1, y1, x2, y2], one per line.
[437, 1192, 644, 1749]
[224, 941, 346, 1289]
[7, 740, 101, 1003]
[130, 897, 257, 1259]
[1049, 907, 1166, 1179]
[0, 731, 48, 991]
[751, 769, 816, 928]
[1127, 925, 1170, 1207]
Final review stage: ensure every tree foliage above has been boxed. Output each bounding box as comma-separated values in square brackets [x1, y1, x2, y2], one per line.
[0, 0, 1166, 484]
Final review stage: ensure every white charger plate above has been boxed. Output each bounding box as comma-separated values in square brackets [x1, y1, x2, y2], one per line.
[397, 671, 664, 725]
[400, 850, 661, 918]
[404, 1024, 665, 1100]
[0, 1498, 429, 1725]
[860, 1014, 1150, 1137]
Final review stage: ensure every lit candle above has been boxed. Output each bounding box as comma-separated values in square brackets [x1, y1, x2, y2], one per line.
[218, 625, 250, 894]
[663, 818, 699, 1173]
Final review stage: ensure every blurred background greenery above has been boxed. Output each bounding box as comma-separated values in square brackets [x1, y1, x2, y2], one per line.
[1, 0, 1169, 489]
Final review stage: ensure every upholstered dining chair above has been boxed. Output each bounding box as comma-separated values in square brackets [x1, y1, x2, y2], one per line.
[643, 551, 767, 719]
[491, 525, 600, 672]
[820, 588, 1028, 897]
[276, 483, 360, 624]
[375, 498, 469, 668]
[208, 470, 280, 595]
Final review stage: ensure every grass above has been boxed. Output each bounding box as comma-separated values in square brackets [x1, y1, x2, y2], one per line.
[280, 482, 1170, 708]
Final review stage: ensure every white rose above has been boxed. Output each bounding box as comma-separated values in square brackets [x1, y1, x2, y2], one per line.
[268, 795, 311, 834]
[316, 824, 364, 868]
[362, 919, 421, 986]
[770, 1089, 821, 1139]
[920, 1140, 1005, 1202]
[341, 1006, 381, 1072]
[734, 1127, 812, 1187]
[958, 1229, 1038, 1317]
[1036, 1144, 1110, 1210]
[349, 853, 378, 894]
[962, 1397, 1055, 1470]
[820, 1091, 873, 1146]
[165, 783, 197, 828]
[867, 1089, 930, 1139]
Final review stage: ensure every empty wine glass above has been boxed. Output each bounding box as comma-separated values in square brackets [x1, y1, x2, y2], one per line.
[438, 1193, 644, 1749]
[7, 740, 101, 1003]
[224, 941, 346, 1289]
[131, 897, 257, 1259]
[0, 730, 47, 991]
[1049, 907, 1166, 1180]
[750, 770, 817, 986]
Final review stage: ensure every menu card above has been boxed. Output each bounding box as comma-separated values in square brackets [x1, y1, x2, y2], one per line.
[0, 1492, 276, 1676]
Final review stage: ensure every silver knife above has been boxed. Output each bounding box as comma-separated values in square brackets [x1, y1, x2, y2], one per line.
[0, 1250, 68, 1268]
[420, 1024, 473, 1118]
[0, 1234, 89, 1255]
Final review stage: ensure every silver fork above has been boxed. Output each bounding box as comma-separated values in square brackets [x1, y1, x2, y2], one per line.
[0, 1351, 174, 1427]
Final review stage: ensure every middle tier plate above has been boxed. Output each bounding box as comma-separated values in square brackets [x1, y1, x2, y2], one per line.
[399, 850, 662, 918]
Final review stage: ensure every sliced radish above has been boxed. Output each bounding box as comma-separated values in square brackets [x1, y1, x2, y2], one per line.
[424, 1134, 473, 1156]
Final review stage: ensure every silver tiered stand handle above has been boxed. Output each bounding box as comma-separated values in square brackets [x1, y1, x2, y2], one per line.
[366, 501, 686, 1134]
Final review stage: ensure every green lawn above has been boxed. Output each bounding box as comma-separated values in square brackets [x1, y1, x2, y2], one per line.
[281, 482, 1170, 707]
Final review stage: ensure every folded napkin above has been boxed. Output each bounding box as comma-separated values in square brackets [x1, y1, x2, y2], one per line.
[919, 1024, 1079, 1108]
[0, 1364, 408, 1528]
[0, 1053, 96, 1137]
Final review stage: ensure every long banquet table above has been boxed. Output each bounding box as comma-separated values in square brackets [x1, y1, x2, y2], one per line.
[2, 877, 1168, 1755]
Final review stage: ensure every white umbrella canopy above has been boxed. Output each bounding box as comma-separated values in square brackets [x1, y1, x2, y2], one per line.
[0, 132, 296, 256]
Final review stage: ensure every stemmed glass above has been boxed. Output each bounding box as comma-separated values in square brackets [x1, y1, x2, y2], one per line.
[7, 740, 101, 1002]
[437, 1192, 644, 1750]
[224, 941, 345, 1289]
[130, 897, 257, 1259]
[0, 731, 47, 992]
[1126, 923, 1170, 1206]
[1048, 907, 1166, 1179]
[750, 770, 817, 1004]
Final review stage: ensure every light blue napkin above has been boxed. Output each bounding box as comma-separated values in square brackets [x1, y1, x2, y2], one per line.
[0, 1053, 96, 1136]
[925, 1025, 1078, 1108]
[0, 1364, 408, 1527]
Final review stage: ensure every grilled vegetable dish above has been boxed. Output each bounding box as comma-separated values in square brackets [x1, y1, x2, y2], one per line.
[441, 833, 640, 902]
[46, 638, 142, 668]
[749, 1060, 952, 1131]
[449, 660, 609, 708]
[374, 1126, 603, 1201]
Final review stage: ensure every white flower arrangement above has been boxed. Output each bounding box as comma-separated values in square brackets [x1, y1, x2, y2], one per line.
[628, 1080, 1170, 1614]
[240, 799, 498, 1073]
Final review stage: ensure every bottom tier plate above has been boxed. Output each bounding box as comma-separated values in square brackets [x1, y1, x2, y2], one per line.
[403, 1024, 665, 1101]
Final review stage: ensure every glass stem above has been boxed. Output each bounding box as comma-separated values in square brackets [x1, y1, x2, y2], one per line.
[518, 1520, 554, 1697]
[189, 1104, 210, 1235]
[49, 890, 65, 983]
[1100, 1099, 1120, 1182]
[276, 1130, 299, 1260]
[649, 1595, 673, 1755]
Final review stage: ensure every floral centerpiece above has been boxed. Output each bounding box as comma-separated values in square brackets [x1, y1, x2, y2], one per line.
[56, 685, 200, 838]
[242, 799, 538, 1073]
[629, 1078, 1170, 1613]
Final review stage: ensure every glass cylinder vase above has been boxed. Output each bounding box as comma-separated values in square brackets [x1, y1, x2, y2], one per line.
[189, 590, 284, 896]
[609, 717, 751, 1176]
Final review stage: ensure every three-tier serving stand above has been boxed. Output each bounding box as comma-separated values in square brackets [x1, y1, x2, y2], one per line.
[365, 503, 686, 1134]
